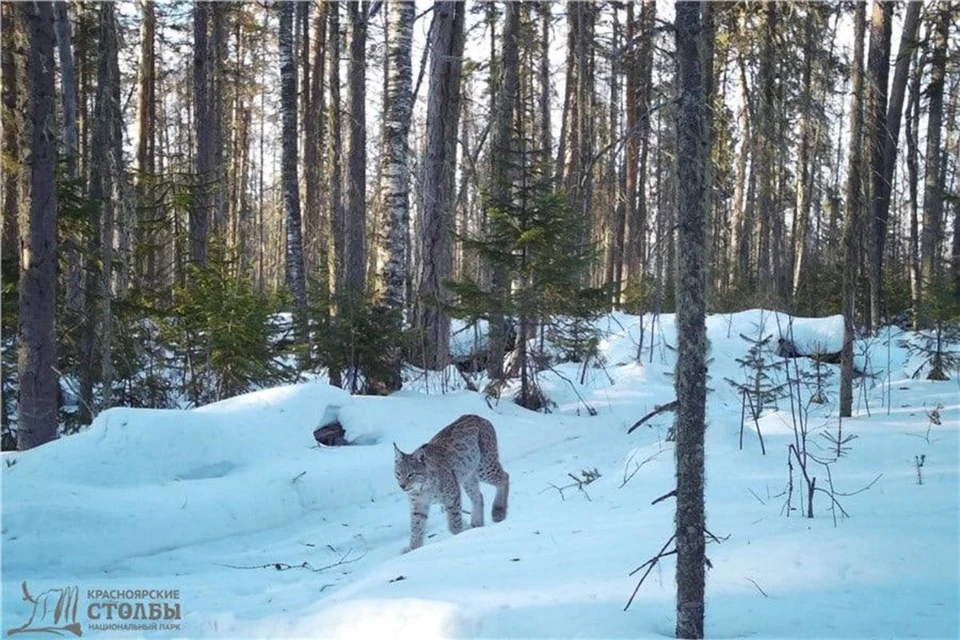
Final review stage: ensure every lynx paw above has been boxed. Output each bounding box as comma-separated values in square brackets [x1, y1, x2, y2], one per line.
[492, 505, 506, 522]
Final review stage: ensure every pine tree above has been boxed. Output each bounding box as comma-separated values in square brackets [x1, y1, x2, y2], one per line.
[414, 0, 466, 370]
[840, 2, 866, 419]
[673, 1, 709, 636]
[448, 156, 603, 409]
[17, 1, 59, 450]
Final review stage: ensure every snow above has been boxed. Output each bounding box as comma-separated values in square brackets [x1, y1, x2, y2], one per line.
[3, 309, 958, 638]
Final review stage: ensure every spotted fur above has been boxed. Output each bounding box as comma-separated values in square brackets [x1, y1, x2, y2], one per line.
[394, 414, 510, 552]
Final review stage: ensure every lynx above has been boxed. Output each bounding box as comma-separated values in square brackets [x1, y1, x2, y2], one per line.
[393, 414, 510, 552]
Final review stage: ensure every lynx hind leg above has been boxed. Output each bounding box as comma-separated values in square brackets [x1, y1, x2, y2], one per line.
[443, 490, 465, 535]
[478, 420, 509, 522]
[480, 464, 509, 523]
[463, 475, 485, 528]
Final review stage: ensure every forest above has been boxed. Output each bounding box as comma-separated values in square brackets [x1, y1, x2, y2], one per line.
[2, 0, 958, 453]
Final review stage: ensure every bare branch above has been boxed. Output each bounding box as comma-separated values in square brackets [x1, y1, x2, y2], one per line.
[624, 535, 675, 611]
[651, 489, 677, 505]
[217, 549, 366, 573]
[746, 577, 769, 598]
[627, 400, 679, 434]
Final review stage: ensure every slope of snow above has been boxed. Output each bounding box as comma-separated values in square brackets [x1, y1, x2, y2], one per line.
[3, 310, 958, 638]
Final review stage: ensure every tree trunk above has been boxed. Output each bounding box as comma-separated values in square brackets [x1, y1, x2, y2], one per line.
[18, 1, 59, 450]
[906, 50, 922, 318]
[192, 1, 211, 268]
[754, 1, 777, 293]
[624, 0, 654, 306]
[840, 2, 866, 419]
[875, 0, 921, 303]
[371, 0, 415, 393]
[298, 1, 310, 221]
[53, 1, 84, 313]
[54, 1, 78, 177]
[673, 3, 708, 636]
[791, 7, 816, 300]
[327, 1, 344, 389]
[136, 0, 155, 185]
[730, 18, 752, 287]
[75, 4, 93, 185]
[415, 0, 465, 370]
[919, 1, 950, 310]
[618, 0, 637, 305]
[1, 4, 23, 288]
[538, 1, 552, 162]
[486, 1, 520, 382]
[344, 1, 368, 294]
[85, 2, 122, 415]
[305, 0, 328, 290]
[210, 3, 227, 234]
[865, 0, 892, 332]
[604, 3, 621, 298]
[136, 0, 156, 286]
[279, 1, 308, 339]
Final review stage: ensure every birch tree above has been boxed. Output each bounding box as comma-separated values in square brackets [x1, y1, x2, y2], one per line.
[373, 0, 415, 393]
[920, 1, 950, 309]
[279, 1, 307, 334]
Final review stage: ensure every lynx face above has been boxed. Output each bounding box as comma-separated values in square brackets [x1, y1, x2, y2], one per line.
[394, 445, 427, 493]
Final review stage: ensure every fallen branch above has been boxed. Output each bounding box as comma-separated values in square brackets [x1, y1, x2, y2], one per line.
[453, 362, 479, 392]
[540, 468, 602, 501]
[746, 577, 769, 598]
[627, 400, 679, 434]
[218, 549, 366, 573]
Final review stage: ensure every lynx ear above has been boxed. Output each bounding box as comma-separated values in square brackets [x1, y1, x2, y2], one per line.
[414, 449, 426, 463]
[393, 442, 403, 458]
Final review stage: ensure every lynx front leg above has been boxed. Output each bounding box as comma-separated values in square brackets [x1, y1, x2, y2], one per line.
[403, 498, 429, 553]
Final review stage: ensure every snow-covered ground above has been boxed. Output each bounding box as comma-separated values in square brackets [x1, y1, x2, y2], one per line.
[3, 310, 958, 638]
